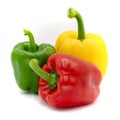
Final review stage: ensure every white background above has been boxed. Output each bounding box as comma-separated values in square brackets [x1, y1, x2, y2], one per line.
[0, 0, 120, 119]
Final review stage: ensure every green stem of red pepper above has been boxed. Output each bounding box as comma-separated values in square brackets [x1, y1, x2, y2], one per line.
[29, 59, 58, 89]
[68, 8, 85, 41]
[24, 29, 37, 52]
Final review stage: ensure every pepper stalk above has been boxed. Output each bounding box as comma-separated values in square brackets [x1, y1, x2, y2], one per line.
[29, 59, 58, 89]
[24, 29, 37, 52]
[68, 8, 85, 41]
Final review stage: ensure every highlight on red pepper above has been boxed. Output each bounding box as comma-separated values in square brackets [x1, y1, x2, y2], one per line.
[29, 53, 102, 108]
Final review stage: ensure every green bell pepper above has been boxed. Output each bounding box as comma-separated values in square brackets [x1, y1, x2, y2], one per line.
[11, 29, 56, 94]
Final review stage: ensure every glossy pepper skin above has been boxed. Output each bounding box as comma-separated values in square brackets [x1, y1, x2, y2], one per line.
[55, 8, 108, 77]
[29, 53, 102, 108]
[11, 29, 56, 94]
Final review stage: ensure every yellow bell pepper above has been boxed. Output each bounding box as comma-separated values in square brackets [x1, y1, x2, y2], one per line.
[55, 8, 108, 77]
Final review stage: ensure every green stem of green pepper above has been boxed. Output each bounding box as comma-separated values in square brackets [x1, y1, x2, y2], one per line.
[24, 29, 37, 52]
[29, 59, 58, 89]
[68, 8, 85, 41]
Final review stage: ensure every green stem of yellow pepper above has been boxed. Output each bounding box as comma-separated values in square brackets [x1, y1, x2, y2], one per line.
[68, 8, 85, 41]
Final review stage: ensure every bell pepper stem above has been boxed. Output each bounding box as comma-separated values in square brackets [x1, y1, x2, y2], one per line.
[68, 8, 85, 41]
[29, 59, 58, 89]
[24, 29, 37, 52]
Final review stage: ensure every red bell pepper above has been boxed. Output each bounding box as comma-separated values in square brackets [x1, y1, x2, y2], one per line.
[29, 53, 102, 108]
